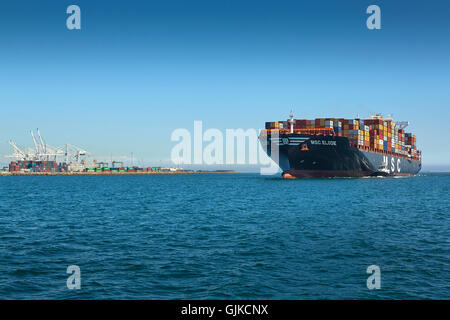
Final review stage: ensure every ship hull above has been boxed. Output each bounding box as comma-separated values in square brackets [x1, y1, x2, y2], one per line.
[261, 133, 421, 178]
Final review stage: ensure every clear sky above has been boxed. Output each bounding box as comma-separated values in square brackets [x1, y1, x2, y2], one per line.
[1, 0, 449, 170]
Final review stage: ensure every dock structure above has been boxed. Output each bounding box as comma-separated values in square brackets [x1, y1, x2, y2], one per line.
[5, 129, 211, 175]
[0, 170, 238, 176]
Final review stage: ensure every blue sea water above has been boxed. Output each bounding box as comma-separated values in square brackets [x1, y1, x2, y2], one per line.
[0, 173, 449, 299]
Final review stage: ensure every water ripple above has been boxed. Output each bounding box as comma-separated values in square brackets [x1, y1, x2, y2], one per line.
[0, 173, 449, 299]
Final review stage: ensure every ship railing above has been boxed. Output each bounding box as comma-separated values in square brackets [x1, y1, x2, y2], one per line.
[262, 128, 336, 135]
[355, 145, 421, 160]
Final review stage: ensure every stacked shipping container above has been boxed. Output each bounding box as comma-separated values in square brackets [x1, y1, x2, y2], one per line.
[265, 116, 419, 159]
[8, 160, 59, 172]
[8, 163, 164, 173]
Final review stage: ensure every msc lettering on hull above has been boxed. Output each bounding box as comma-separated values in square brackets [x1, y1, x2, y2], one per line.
[383, 156, 401, 173]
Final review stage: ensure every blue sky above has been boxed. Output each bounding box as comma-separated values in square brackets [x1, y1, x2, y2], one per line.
[1, 0, 449, 170]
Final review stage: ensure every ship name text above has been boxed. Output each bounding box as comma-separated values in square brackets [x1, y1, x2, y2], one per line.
[310, 140, 337, 146]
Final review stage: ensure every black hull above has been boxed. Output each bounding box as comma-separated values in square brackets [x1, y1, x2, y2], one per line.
[261, 134, 421, 178]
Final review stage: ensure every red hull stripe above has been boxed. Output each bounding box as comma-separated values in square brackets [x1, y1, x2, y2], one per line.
[283, 170, 415, 178]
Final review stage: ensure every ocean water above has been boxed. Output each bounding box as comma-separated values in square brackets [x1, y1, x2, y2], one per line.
[0, 173, 449, 300]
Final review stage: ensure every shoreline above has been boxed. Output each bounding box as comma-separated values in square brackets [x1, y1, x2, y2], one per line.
[0, 170, 239, 177]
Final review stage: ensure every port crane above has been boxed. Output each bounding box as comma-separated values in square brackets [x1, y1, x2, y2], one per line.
[6, 129, 89, 163]
[64, 143, 88, 163]
[112, 161, 124, 168]
[7, 141, 29, 161]
[394, 121, 409, 130]
[371, 114, 409, 130]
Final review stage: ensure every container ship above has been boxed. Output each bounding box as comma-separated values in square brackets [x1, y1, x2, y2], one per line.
[260, 113, 421, 178]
